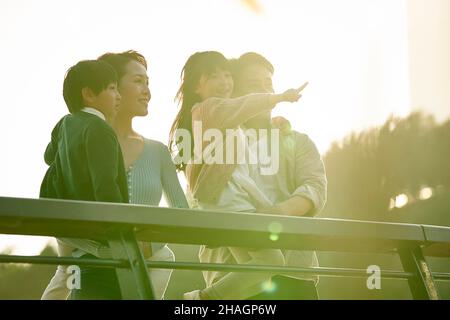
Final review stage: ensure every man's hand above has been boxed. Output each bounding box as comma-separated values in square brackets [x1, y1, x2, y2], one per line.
[271, 116, 292, 136]
[257, 195, 313, 217]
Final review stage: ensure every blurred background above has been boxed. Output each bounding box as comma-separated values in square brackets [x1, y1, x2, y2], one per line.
[0, 0, 449, 299]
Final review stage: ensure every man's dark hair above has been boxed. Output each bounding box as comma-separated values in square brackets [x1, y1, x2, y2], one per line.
[62, 60, 118, 113]
[231, 52, 274, 96]
[238, 52, 274, 74]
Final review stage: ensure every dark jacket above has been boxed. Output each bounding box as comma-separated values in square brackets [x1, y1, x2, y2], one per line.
[40, 111, 128, 204]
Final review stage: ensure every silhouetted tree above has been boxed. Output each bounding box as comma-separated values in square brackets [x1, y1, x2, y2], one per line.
[321, 112, 450, 226]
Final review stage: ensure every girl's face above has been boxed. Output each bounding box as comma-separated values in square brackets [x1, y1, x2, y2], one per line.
[195, 68, 233, 101]
[117, 60, 151, 117]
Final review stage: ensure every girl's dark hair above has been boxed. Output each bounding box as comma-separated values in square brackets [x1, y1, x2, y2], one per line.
[98, 50, 147, 80]
[168, 51, 230, 171]
[63, 60, 118, 113]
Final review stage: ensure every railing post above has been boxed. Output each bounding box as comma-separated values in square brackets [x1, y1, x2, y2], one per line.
[398, 246, 440, 300]
[107, 228, 155, 300]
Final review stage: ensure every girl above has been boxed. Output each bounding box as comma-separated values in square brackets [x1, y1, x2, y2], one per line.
[168, 51, 305, 299]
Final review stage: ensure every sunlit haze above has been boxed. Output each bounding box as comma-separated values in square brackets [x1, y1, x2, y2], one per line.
[1, 0, 449, 254]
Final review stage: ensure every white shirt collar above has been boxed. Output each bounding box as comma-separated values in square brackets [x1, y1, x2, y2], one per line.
[81, 107, 106, 121]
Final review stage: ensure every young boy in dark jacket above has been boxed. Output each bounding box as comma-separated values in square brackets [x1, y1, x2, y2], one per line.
[40, 60, 127, 299]
[40, 60, 126, 202]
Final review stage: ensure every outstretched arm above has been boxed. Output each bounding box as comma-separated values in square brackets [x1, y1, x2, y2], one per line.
[196, 84, 306, 130]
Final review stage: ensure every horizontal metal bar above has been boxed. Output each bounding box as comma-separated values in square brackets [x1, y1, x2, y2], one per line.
[433, 273, 450, 280]
[0, 196, 435, 251]
[0, 254, 128, 268]
[2, 255, 448, 281]
[145, 261, 416, 280]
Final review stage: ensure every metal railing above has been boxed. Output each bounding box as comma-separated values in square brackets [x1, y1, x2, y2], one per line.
[1, 196, 449, 299]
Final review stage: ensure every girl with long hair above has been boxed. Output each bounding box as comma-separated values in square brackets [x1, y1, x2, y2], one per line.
[169, 51, 306, 299]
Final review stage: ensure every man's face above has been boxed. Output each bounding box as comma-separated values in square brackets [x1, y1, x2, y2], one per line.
[240, 64, 274, 128]
[240, 64, 274, 95]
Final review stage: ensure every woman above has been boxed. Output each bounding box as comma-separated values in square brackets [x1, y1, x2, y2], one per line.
[42, 50, 188, 300]
[168, 51, 304, 299]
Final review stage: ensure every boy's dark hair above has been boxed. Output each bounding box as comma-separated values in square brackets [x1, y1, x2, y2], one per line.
[63, 60, 118, 113]
[98, 50, 147, 81]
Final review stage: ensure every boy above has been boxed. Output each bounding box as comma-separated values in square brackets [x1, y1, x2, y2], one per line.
[40, 60, 127, 299]
[40, 59, 126, 203]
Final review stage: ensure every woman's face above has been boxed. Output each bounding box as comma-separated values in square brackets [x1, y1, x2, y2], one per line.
[195, 68, 233, 101]
[117, 60, 151, 117]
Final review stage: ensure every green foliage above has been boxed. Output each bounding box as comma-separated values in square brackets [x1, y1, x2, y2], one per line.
[0, 245, 57, 299]
[318, 111, 450, 299]
[321, 112, 450, 224]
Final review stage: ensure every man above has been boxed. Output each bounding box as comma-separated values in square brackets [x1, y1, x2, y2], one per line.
[185, 52, 327, 300]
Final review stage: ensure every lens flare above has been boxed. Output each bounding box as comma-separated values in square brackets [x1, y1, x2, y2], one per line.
[262, 280, 277, 293]
[270, 234, 279, 241]
[268, 221, 283, 234]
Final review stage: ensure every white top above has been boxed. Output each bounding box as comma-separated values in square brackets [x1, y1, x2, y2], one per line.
[81, 107, 106, 121]
[198, 129, 319, 289]
[199, 128, 274, 212]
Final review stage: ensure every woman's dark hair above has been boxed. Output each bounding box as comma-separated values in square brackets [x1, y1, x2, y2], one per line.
[168, 51, 230, 171]
[63, 60, 118, 113]
[98, 50, 147, 81]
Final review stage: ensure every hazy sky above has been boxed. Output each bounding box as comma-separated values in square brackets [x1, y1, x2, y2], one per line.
[0, 0, 417, 254]
[408, 0, 450, 121]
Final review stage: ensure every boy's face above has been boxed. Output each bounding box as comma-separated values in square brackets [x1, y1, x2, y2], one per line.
[90, 83, 121, 122]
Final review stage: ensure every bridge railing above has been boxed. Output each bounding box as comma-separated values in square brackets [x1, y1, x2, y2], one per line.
[0, 196, 449, 299]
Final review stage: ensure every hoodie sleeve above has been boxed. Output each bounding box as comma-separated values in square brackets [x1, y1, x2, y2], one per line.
[44, 117, 65, 165]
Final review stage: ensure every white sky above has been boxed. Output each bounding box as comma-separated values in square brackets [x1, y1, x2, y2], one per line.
[0, 0, 412, 254]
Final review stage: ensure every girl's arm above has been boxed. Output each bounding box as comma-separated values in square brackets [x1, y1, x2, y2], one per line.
[194, 88, 302, 130]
